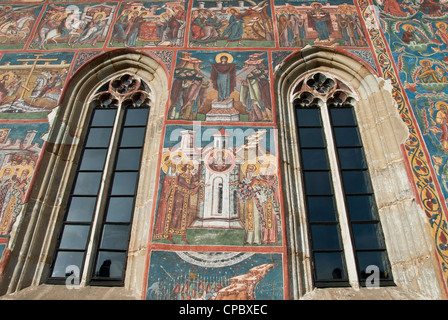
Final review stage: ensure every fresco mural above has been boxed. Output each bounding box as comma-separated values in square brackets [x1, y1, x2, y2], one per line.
[273, 0, 368, 48]
[152, 124, 281, 247]
[188, 0, 275, 48]
[168, 50, 273, 122]
[0, 4, 42, 50]
[146, 250, 284, 300]
[29, 2, 117, 50]
[0, 121, 48, 239]
[0, 0, 447, 299]
[0, 51, 74, 114]
[108, 0, 187, 48]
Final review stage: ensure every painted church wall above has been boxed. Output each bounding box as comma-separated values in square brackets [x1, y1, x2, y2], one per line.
[0, 0, 446, 299]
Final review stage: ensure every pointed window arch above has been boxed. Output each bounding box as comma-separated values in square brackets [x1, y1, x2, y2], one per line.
[293, 72, 392, 287]
[49, 73, 151, 285]
[3, 51, 169, 296]
[272, 47, 441, 298]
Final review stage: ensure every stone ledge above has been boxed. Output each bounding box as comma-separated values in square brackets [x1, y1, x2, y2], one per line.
[300, 286, 440, 300]
[0, 284, 139, 300]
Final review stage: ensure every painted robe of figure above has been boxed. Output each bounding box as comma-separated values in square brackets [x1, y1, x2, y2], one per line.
[307, 4, 333, 41]
[222, 8, 245, 46]
[0, 167, 30, 236]
[235, 163, 264, 245]
[153, 163, 203, 244]
[210, 55, 237, 102]
[240, 64, 272, 121]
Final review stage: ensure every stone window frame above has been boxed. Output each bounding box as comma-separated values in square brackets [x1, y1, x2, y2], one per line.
[1, 50, 168, 298]
[275, 47, 443, 299]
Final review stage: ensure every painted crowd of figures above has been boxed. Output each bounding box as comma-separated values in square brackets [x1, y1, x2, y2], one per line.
[0, 1, 374, 50]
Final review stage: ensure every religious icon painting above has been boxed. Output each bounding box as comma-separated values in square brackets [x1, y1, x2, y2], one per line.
[152, 124, 282, 247]
[108, 1, 188, 48]
[188, 0, 275, 48]
[168, 50, 273, 123]
[0, 4, 43, 50]
[273, 0, 368, 48]
[146, 250, 284, 300]
[28, 2, 117, 50]
[0, 52, 74, 114]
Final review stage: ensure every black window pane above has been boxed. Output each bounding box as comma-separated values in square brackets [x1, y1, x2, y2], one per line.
[314, 252, 347, 281]
[307, 196, 337, 222]
[85, 128, 113, 148]
[66, 197, 97, 222]
[338, 148, 366, 170]
[59, 225, 90, 250]
[342, 171, 372, 194]
[115, 148, 142, 171]
[94, 251, 127, 279]
[330, 108, 357, 126]
[357, 251, 392, 280]
[125, 108, 149, 126]
[296, 108, 321, 127]
[91, 109, 117, 127]
[99, 225, 130, 250]
[301, 149, 329, 170]
[79, 149, 108, 171]
[298, 128, 326, 148]
[106, 197, 135, 223]
[111, 172, 138, 195]
[333, 127, 361, 147]
[352, 223, 383, 250]
[73, 172, 102, 195]
[120, 127, 146, 147]
[304, 171, 333, 195]
[346, 195, 377, 221]
[51, 251, 85, 278]
[311, 225, 342, 250]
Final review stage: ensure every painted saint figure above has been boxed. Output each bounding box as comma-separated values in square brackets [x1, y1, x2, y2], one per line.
[307, 3, 333, 41]
[234, 162, 264, 245]
[153, 161, 204, 244]
[210, 53, 237, 102]
[222, 8, 245, 47]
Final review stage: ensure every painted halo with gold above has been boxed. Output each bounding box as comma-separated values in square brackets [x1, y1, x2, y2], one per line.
[0, 166, 14, 177]
[241, 160, 261, 175]
[18, 165, 33, 178]
[215, 52, 234, 64]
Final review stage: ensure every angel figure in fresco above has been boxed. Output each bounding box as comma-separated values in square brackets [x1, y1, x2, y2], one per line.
[153, 160, 205, 244]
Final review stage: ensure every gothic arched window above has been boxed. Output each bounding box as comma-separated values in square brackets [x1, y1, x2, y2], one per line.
[48, 73, 151, 286]
[293, 72, 393, 288]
